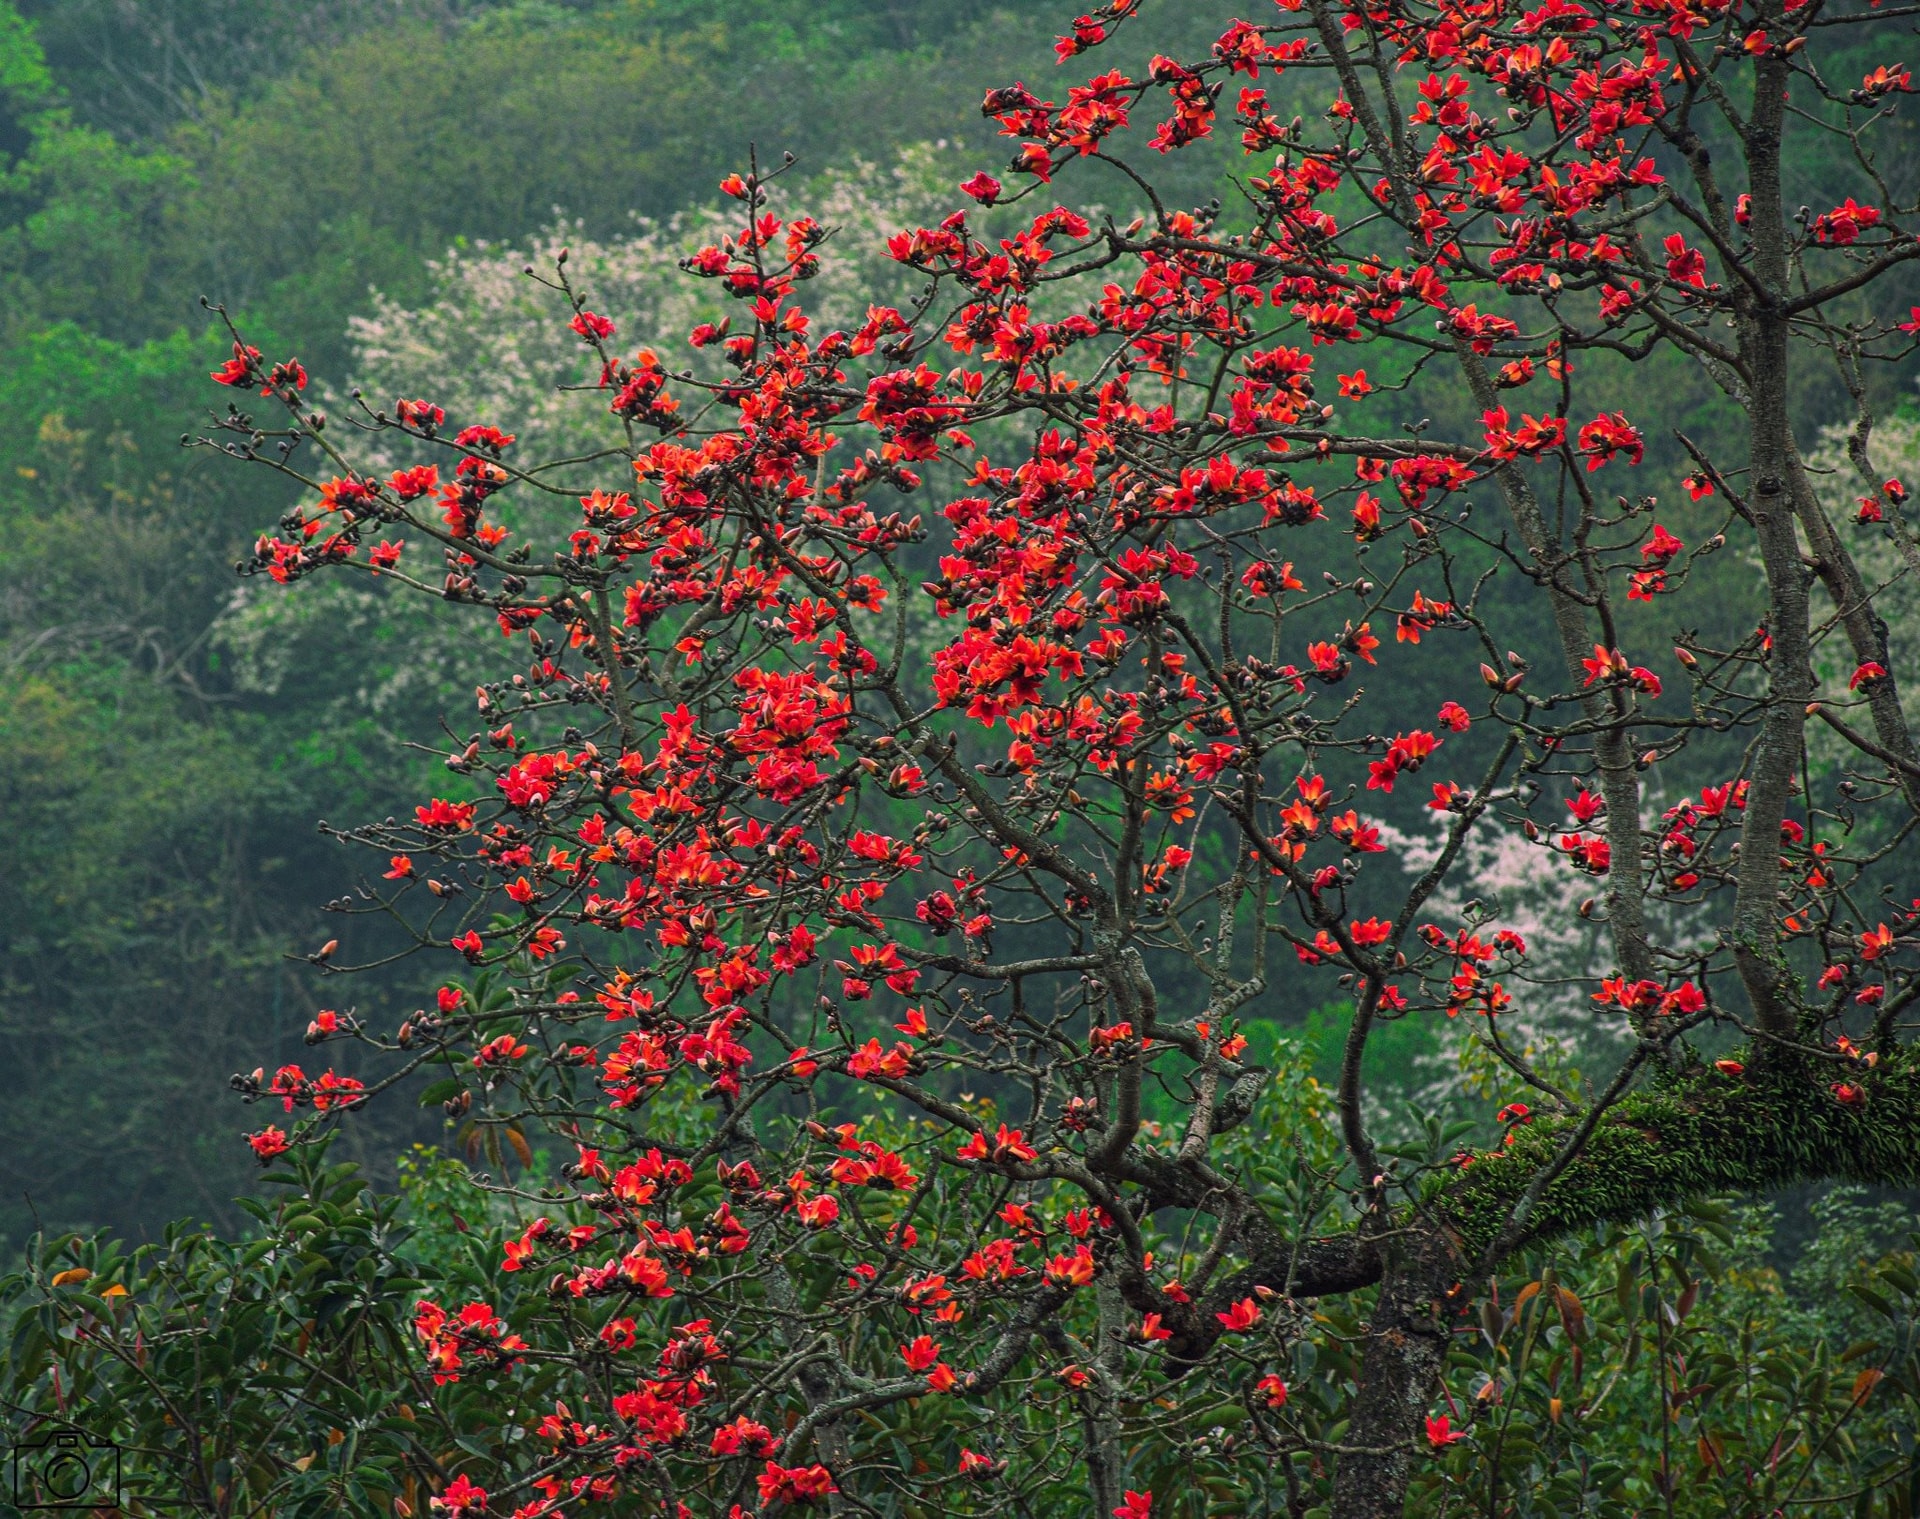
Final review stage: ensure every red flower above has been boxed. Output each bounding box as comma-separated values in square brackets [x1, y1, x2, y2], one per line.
[1582, 644, 1625, 686]
[247, 1126, 290, 1163]
[1044, 1246, 1097, 1288]
[959, 172, 1003, 205]
[390, 464, 438, 501]
[1576, 412, 1644, 470]
[1663, 234, 1707, 288]
[1427, 1415, 1468, 1447]
[711, 1417, 777, 1457]
[1307, 641, 1347, 681]
[416, 798, 477, 831]
[901, 1334, 942, 1371]
[795, 1195, 840, 1228]
[210, 341, 261, 388]
[956, 1123, 1038, 1164]
[453, 424, 515, 453]
[1812, 198, 1881, 244]
[758, 1463, 837, 1507]
[1643, 524, 1684, 563]
[431, 1474, 489, 1517]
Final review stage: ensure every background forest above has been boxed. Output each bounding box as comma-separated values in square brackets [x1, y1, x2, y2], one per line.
[0, 0, 1154, 1245]
[3, 5, 1920, 1513]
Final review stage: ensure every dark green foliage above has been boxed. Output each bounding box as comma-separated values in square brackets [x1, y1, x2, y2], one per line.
[0, 1147, 438, 1517]
[4, 1131, 1917, 1518]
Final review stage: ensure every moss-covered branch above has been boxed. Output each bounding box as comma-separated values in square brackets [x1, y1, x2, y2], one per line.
[1438, 1052, 1920, 1264]
[1149, 1052, 1920, 1376]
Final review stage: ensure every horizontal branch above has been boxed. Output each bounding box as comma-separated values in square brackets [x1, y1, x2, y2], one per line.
[1143, 1051, 1920, 1372]
[1438, 1052, 1920, 1260]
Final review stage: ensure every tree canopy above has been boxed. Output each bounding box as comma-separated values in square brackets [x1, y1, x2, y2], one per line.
[4, 1, 1920, 1516]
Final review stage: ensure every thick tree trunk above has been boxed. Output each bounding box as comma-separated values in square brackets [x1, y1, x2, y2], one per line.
[1330, 1240, 1452, 1519]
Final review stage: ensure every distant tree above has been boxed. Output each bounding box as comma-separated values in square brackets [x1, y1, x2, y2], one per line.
[168, 0, 1920, 1511]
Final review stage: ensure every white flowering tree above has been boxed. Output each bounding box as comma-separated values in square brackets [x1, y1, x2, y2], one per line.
[216, 146, 963, 720]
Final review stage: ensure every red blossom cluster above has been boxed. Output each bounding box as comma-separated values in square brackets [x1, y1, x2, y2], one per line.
[207, 0, 1920, 1511]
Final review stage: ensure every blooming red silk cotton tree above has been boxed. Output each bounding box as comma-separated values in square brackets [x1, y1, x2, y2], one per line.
[207, 0, 1920, 1513]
